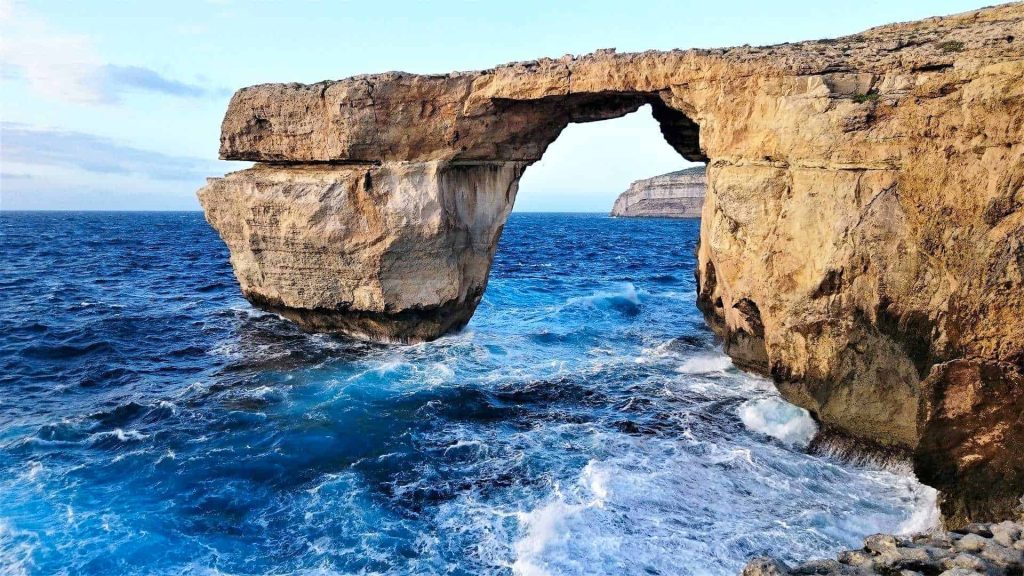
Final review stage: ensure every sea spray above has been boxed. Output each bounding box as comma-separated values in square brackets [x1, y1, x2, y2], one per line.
[738, 397, 818, 448]
[676, 354, 734, 374]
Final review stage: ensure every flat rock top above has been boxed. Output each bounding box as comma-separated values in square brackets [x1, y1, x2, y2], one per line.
[219, 3, 1024, 163]
[645, 166, 706, 180]
[243, 3, 1022, 89]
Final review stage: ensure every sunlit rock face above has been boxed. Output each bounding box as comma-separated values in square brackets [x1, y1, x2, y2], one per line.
[611, 166, 705, 218]
[199, 4, 1024, 524]
[199, 162, 524, 342]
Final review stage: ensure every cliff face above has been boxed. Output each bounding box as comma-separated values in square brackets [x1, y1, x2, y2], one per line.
[198, 4, 1024, 525]
[199, 162, 521, 341]
[611, 166, 705, 218]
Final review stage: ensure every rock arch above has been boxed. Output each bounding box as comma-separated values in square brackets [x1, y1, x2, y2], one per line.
[202, 72, 708, 342]
[199, 4, 1024, 524]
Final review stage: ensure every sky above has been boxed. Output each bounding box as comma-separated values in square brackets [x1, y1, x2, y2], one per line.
[0, 0, 994, 212]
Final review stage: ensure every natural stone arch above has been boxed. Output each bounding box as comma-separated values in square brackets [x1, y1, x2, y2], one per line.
[203, 83, 708, 342]
[199, 5, 1024, 524]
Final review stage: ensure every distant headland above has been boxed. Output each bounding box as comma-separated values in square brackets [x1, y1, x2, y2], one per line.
[611, 166, 705, 219]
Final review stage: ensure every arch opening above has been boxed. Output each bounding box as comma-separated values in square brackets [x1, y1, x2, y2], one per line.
[469, 92, 706, 166]
[511, 103, 704, 214]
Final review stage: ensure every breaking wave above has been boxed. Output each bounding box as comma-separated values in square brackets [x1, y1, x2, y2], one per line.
[739, 397, 818, 448]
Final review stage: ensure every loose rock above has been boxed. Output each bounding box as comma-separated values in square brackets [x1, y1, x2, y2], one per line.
[741, 520, 1024, 575]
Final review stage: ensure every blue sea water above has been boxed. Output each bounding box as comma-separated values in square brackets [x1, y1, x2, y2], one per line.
[0, 211, 936, 575]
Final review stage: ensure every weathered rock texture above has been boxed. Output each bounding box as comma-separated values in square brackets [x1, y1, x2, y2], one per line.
[198, 4, 1024, 524]
[610, 166, 706, 218]
[200, 162, 521, 341]
[743, 520, 1024, 576]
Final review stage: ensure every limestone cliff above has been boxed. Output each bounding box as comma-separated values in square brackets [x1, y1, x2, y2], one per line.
[200, 162, 521, 341]
[198, 4, 1024, 525]
[611, 166, 705, 218]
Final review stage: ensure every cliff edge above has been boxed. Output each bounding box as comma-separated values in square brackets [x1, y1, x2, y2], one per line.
[611, 166, 705, 218]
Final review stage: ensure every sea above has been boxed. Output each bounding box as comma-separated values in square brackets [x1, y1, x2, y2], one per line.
[0, 211, 937, 575]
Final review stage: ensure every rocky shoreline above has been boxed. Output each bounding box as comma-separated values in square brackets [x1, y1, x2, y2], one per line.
[610, 165, 705, 218]
[744, 520, 1024, 575]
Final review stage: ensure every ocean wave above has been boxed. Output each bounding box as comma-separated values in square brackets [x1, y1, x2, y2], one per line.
[560, 283, 641, 315]
[0, 519, 38, 576]
[676, 354, 734, 374]
[896, 486, 940, 535]
[635, 334, 713, 365]
[511, 462, 611, 576]
[87, 428, 150, 446]
[738, 397, 818, 448]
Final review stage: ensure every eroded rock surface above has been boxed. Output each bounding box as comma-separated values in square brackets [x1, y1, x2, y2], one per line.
[198, 4, 1024, 523]
[611, 166, 705, 218]
[199, 162, 522, 341]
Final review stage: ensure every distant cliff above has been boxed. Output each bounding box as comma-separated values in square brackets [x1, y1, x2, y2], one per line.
[610, 166, 705, 218]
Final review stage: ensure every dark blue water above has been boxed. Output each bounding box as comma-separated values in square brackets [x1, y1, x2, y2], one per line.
[0, 212, 935, 575]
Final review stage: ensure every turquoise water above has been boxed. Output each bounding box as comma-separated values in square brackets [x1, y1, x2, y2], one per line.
[0, 212, 934, 575]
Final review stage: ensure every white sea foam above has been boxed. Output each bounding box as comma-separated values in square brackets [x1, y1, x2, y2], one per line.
[22, 461, 43, 482]
[635, 339, 681, 364]
[443, 439, 487, 457]
[424, 362, 455, 385]
[562, 283, 640, 311]
[89, 428, 149, 443]
[491, 420, 938, 576]
[896, 485, 940, 535]
[739, 397, 818, 448]
[676, 354, 734, 374]
[0, 519, 36, 576]
[511, 462, 611, 576]
[240, 385, 287, 404]
[512, 499, 584, 576]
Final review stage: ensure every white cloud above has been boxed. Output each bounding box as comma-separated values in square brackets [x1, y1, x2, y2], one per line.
[0, 1, 110, 103]
[0, 122, 247, 210]
[1, 121, 229, 181]
[0, 0, 223, 104]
